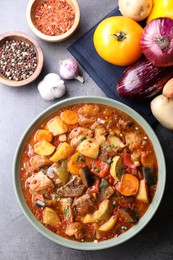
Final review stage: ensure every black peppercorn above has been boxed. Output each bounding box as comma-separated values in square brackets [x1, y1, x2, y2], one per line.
[0, 39, 37, 81]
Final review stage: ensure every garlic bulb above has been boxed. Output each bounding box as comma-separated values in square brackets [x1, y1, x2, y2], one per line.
[38, 73, 66, 101]
[59, 58, 84, 83]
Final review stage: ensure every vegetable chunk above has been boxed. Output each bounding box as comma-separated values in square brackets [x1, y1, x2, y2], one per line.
[76, 138, 99, 158]
[119, 174, 139, 196]
[34, 140, 55, 156]
[98, 215, 118, 231]
[47, 116, 68, 135]
[67, 152, 86, 175]
[136, 179, 149, 204]
[35, 129, 53, 142]
[83, 199, 113, 223]
[50, 142, 75, 162]
[43, 207, 60, 227]
[61, 110, 79, 125]
[110, 155, 122, 180]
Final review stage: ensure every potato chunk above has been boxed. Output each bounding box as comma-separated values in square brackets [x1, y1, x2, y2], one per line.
[47, 116, 68, 136]
[107, 136, 125, 149]
[43, 207, 60, 227]
[34, 140, 55, 156]
[76, 138, 99, 159]
[98, 215, 118, 231]
[136, 179, 149, 204]
[50, 142, 75, 162]
[83, 199, 113, 223]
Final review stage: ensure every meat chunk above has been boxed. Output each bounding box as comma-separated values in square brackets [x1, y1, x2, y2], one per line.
[69, 127, 93, 147]
[27, 171, 53, 194]
[78, 104, 100, 116]
[73, 194, 96, 216]
[56, 176, 85, 197]
[78, 116, 96, 126]
[125, 132, 142, 151]
[65, 222, 84, 240]
[95, 127, 106, 146]
[68, 127, 93, 140]
[98, 185, 115, 201]
[30, 155, 51, 170]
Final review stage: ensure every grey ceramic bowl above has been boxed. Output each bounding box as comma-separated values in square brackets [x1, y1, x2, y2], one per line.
[13, 96, 166, 250]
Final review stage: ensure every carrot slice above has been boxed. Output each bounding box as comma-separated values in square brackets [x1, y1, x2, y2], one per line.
[119, 173, 139, 196]
[67, 152, 86, 174]
[61, 110, 79, 125]
[35, 129, 53, 142]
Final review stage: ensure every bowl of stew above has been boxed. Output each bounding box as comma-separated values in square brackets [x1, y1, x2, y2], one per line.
[13, 96, 166, 250]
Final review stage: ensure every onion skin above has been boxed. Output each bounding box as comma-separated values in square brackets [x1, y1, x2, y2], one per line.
[140, 18, 173, 67]
[116, 59, 173, 99]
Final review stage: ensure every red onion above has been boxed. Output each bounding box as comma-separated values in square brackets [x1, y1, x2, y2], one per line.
[140, 18, 173, 67]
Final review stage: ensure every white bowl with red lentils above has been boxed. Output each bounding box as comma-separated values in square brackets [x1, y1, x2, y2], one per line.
[0, 32, 44, 87]
[26, 0, 80, 42]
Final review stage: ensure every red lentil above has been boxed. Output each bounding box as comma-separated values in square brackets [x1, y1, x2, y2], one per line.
[34, 0, 75, 36]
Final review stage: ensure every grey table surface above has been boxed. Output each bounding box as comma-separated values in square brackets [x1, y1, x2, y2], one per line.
[0, 1, 173, 260]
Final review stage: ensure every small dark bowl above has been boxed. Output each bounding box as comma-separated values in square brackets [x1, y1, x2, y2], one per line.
[0, 32, 44, 87]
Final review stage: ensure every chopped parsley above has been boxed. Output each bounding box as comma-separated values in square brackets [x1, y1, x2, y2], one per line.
[109, 144, 114, 148]
[64, 207, 69, 216]
[75, 155, 85, 162]
[116, 172, 120, 178]
[100, 178, 108, 189]
[80, 136, 87, 142]
[107, 158, 112, 165]
[93, 167, 100, 173]
[100, 184, 108, 189]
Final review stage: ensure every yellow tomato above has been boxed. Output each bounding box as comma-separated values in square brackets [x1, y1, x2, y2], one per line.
[147, 0, 173, 23]
[93, 16, 143, 66]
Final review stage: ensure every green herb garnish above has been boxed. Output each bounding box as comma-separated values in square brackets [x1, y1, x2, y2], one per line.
[75, 155, 85, 162]
[100, 184, 108, 189]
[80, 136, 87, 142]
[64, 207, 69, 216]
[109, 144, 114, 148]
[116, 172, 120, 177]
[93, 167, 100, 173]
[107, 158, 112, 165]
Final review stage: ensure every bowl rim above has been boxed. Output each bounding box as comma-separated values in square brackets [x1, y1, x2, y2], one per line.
[0, 31, 44, 87]
[13, 96, 166, 250]
[26, 0, 80, 42]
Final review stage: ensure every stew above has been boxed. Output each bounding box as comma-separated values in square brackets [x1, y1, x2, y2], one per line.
[20, 103, 158, 242]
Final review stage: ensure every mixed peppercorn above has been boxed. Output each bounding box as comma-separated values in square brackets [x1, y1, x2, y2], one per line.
[0, 39, 37, 81]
